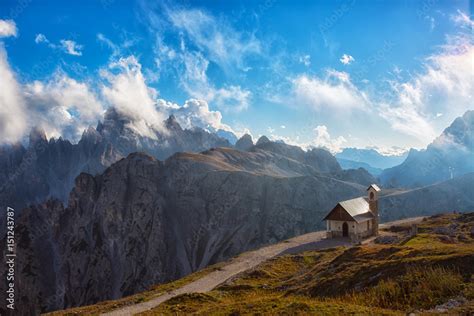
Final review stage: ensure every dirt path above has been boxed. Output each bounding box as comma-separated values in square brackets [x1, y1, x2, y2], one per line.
[102, 216, 425, 316]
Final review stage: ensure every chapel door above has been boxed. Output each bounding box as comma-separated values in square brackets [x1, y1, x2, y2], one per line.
[342, 222, 349, 237]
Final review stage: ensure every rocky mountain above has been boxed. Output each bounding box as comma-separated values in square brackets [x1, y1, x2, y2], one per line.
[335, 158, 383, 176]
[256, 135, 271, 146]
[379, 110, 474, 188]
[235, 134, 254, 151]
[0, 108, 231, 211]
[336, 147, 408, 170]
[0, 149, 366, 314]
[215, 129, 238, 144]
[379, 172, 474, 221]
[252, 141, 342, 174]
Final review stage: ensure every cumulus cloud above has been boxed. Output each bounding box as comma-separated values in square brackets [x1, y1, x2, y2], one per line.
[0, 20, 17, 38]
[292, 70, 369, 111]
[312, 125, 347, 153]
[340, 54, 355, 65]
[23, 73, 103, 141]
[101, 56, 168, 138]
[0, 44, 27, 143]
[60, 39, 83, 56]
[0, 43, 102, 143]
[169, 99, 232, 132]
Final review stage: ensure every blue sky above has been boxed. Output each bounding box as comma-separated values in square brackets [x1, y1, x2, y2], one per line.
[0, 0, 472, 154]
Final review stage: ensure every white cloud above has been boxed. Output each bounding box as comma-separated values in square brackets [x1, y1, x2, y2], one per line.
[299, 54, 311, 66]
[0, 43, 102, 143]
[213, 85, 251, 112]
[166, 8, 261, 72]
[35, 33, 48, 44]
[312, 125, 347, 153]
[0, 20, 17, 38]
[340, 54, 355, 65]
[451, 10, 474, 29]
[378, 102, 436, 143]
[101, 56, 167, 138]
[292, 70, 369, 111]
[180, 51, 251, 112]
[0, 37, 240, 144]
[97, 33, 119, 56]
[168, 99, 232, 132]
[23, 73, 104, 141]
[379, 33, 473, 143]
[35, 34, 83, 56]
[60, 40, 83, 56]
[0, 44, 27, 143]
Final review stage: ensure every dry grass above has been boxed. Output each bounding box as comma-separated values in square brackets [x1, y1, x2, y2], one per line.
[344, 266, 464, 310]
[145, 213, 474, 315]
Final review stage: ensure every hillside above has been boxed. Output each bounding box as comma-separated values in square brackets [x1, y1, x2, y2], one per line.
[380, 173, 474, 221]
[49, 213, 474, 315]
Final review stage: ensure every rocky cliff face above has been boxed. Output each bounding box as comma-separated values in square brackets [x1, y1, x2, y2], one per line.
[379, 110, 474, 188]
[0, 108, 231, 212]
[0, 150, 364, 315]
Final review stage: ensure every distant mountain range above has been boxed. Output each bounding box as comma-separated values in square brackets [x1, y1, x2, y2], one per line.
[336, 158, 384, 176]
[336, 147, 408, 170]
[379, 110, 474, 188]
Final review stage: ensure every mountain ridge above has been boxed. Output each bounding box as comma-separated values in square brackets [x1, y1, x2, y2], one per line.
[379, 110, 474, 188]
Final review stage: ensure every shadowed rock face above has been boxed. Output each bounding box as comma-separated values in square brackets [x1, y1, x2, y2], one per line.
[0, 149, 365, 315]
[0, 108, 231, 212]
[235, 133, 254, 151]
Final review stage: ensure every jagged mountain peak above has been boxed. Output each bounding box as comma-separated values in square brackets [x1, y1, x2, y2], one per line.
[256, 135, 270, 146]
[165, 114, 183, 131]
[28, 126, 48, 146]
[380, 110, 474, 188]
[235, 133, 254, 151]
[431, 110, 474, 150]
